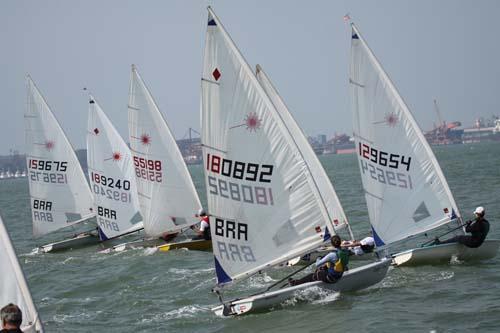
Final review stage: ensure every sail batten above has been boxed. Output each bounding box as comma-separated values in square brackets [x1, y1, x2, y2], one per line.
[202, 8, 341, 286]
[128, 66, 202, 237]
[25, 77, 95, 238]
[350, 23, 460, 246]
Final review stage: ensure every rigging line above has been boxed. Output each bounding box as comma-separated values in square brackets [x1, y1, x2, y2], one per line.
[349, 78, 365, 88]
[420, 221, 468, 247]
[262, 260, 316, 293]
[200, 144, 227, 154]
[201, 78, 220, 85]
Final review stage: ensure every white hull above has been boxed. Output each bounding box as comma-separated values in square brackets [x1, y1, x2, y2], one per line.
[98, 237, 165, 253]
[39, 231, 99, 253]
[392, 239, 500, 266]
[212, 258, 391, 316]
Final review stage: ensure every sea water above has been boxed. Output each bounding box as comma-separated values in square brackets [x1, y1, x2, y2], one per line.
[1, 142, 499, 332]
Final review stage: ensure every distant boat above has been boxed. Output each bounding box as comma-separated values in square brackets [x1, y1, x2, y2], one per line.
[348, 23, 499, 266]
[201, 7, 390, 317]
[86, 95, 144, 241]
[25, 76, 97, 252]
[0, 213, 44, 332]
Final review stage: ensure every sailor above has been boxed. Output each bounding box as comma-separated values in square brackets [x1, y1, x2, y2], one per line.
[436, 206, 490, 248]
[341, 236, 375, 256]
[1, 303, 23, 333]
[192, 209, 211, 241]
[289, 235, 349, 286]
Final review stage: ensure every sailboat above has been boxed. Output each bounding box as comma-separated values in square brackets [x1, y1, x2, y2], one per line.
[86, 95, 144, 242]
[0, 213, 44, 332]
[104, 65, 208, 253]
[202, 7, 391, 317]
[349, 23, 499, 266]
[25, 76, 97, 253]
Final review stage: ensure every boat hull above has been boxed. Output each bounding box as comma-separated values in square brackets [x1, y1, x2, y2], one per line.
[157, 239, 212, 252]
[392, 239, 500, 266]
[212, 258, 391, 317]
[100, 238, 212, 253]
[39, 232, 99, 253]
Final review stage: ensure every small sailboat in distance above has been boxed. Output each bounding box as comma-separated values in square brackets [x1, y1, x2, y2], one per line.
[349, 22, 499, 266]
[25, 76, 97, 253]
[0, 213, 44, 332]
[202, 7, 390, 317]
[86, 95, 144, 242]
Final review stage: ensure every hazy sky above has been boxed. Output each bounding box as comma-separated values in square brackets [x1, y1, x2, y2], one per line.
[1, 0, 500, 155]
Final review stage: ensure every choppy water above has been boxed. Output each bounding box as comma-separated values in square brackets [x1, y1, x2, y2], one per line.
[1, 142, 500, 332]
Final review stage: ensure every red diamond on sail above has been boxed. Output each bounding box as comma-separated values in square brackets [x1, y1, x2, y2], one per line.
[45, 141, 55, 150]
[212, 68, 221, 81]
[315, 226, 322, 233]
[333, 219, 339, 225]
[94, 128, 99, 135]
[443, 208, 449, 214]
[112, 152, 121, 161]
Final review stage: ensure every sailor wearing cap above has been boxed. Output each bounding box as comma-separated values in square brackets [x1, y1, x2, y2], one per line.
[192, 208, 211, 240]
[436, 206, 490, 248]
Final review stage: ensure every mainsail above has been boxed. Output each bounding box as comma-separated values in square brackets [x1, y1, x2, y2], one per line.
[256, 64, 353, 239]
[202, 7, 339, 286]
[349, 23, 460, 247]
[128, 65, 202, 237]
[25, 76, 95, 238]
[86, 96, 143, 240]
[0, 214, 44, 332]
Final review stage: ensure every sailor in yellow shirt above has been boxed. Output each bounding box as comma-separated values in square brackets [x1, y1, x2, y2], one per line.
[289, 235, 349, 286]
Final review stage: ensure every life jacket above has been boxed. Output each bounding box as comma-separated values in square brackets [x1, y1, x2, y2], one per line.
[326, 248, 349, 275]
[200, 216, 211, 240]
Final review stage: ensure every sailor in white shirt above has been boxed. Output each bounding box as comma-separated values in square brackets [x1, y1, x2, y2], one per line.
[342, 236, 375, 256]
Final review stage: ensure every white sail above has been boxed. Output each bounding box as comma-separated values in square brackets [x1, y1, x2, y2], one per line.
[349, 23, 460, 247]
[86, 96, 143, 240]
[0, 214, 44, 332]
[255, 64, 352, 238]
[202, 8, 338, 286]
[25, 76, 95, 238]
[128, 66, 202, 237]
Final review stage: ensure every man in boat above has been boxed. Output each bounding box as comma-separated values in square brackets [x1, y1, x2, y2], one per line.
[289, 235, 349, 286]
[341, 236, 375, 256]
[0, 303, 23, 333]
[435, 206, 490, 248]
[191, 209, 211, 241]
